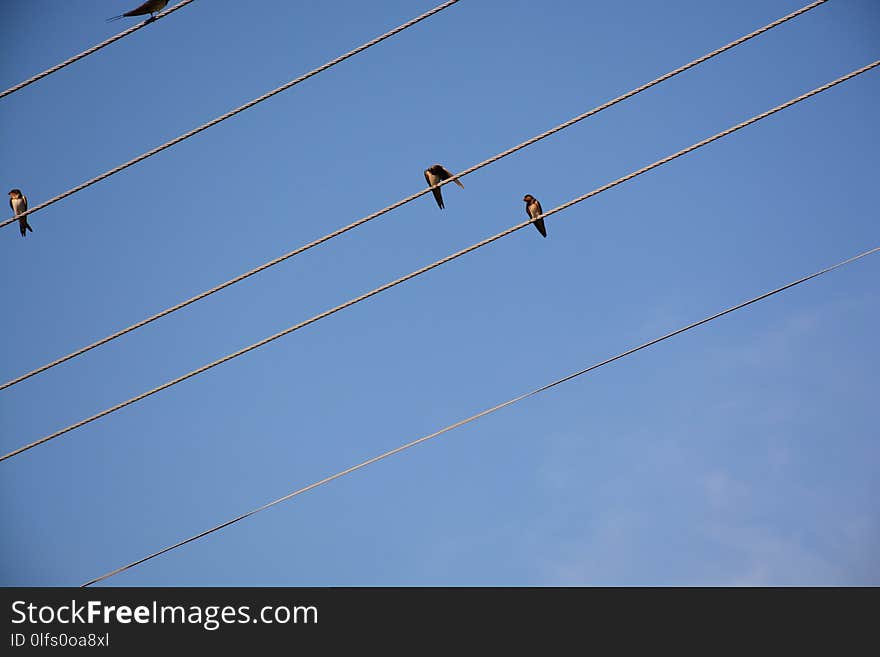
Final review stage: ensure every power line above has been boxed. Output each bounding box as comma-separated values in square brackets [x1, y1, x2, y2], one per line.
[0, 1, 198, 101]
[3, 59, 875, 464]
[0, 0, 462, 230]
[80, 244, 880, 586]
[0, 0, 830, 391]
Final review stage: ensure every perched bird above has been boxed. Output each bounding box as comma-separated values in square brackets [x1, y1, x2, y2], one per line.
[423, 164, 464, 210]
[107, 0, 169, 23]
[8, 189, 32, 238]
[523, 194, 547, 238]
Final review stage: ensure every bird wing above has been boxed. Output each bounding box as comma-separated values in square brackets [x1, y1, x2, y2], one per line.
[122, 0, 163, 17]
[145, 0, 169, 13]
[437, 165, 464, 188]
[22, 195, 27, 212]
[425, 170, 444, 209]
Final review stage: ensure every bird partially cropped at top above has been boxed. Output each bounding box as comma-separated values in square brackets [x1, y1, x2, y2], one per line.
[523, 194, 547, 238]
[9, 189, 32, 238]
[424, 164, 464, 210]
[107, 0, 169, 23]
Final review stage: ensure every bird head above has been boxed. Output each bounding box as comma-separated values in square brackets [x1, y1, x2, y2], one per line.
[523, 194, 534, 203]
[8, 189, 21, 198]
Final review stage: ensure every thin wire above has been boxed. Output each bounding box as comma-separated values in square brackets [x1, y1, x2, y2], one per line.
[0, 0, 462, 230]
[0, 0, 830, 391]
[2, 61, 876, 464]
[81, 244, 880, 586]
[0, 1, 198, 100]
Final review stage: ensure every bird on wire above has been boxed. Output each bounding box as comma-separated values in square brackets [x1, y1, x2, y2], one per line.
[8, 189, 32, 238]
[107, 0, 169, 23]
[523, 194, 547, 238]
[424, 164, 464, 210]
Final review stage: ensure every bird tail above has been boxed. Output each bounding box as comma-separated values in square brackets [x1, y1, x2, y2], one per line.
[534, 218, 547, 238]
[19, 218, 32, 237]
[431, 187, 445, 210]
[106, 15, 124, 22]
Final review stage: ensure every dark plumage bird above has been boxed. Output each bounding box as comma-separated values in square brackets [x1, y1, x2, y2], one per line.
[523, 194, 547, 238]
[107, 0, 169, 22]
[8, 189, 32, 238]
[423, 164, 464, 209]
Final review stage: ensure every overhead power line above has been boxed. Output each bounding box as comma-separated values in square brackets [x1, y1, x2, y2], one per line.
[0, 0, 830, 391]
[80, 244, 880, 586]
[0, 0, 462, 230]
[2, 59, 875, 465]
[0, 0, 198, 100]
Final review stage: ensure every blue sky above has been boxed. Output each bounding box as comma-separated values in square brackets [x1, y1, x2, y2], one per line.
[1, 0, 877, 586]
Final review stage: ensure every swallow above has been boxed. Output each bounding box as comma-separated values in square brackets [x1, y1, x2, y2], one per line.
[8, 189, 32, 238]
[107, 0, 169, 23]
[423, 164, 464, 210]
[523, 194, 547, 238]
